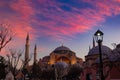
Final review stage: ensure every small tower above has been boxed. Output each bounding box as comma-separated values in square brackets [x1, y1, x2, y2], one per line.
[34, 44, 37, 63]
[93, 37, 95, 48]
[25, 33, 30, 67]
[89, 45, 91, 51]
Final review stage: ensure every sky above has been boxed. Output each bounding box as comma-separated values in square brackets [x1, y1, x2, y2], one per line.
[0, 0, 120, 61]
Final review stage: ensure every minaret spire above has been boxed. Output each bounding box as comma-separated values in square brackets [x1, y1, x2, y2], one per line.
[26, 33, 29, 41]
[34, 44, 37, 63]
[62, 43, 63, 47]
[25, 33, 30, 67]
[93, 37, 95, 48]
[89, 45, 91, 51]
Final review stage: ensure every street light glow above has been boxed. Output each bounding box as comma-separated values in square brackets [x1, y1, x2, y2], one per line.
[97, 33, 100, 36]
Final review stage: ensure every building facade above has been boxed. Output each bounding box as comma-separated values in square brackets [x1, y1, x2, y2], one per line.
[82, 39, 120, 80]
[40, 45, 83, 65]
[24, 34, 120, 80]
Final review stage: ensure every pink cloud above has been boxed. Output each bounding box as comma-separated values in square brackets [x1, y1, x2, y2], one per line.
[36, 46, 47, 54]
[37, 0, 48, 4]
[3, 20, 35, 40]
[82, 0, 120, 16]
[13, 23, 35, 39]
[10, 0, 34, 19]
[33, 0, 120, 41]
[117, 0, 120, 1]
[0, 0, 120, 56]
[1, 0, 120, 42]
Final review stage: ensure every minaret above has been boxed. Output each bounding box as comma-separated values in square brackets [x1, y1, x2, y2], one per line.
[89, 45, 91, 51]
[93, 37, 95, 48]
[25, 33, 30, 67]
[34, 44, 37, 63]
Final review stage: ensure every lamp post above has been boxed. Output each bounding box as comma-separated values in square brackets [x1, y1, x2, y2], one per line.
[94, 30, 104, 80]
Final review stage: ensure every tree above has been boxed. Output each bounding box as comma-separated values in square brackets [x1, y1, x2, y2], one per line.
[41, 67, 55, 80]
[0, 23, 14, 52]
[6, 49, 23, 80]
[0, 56, 7, 79]
[54, 62, 68, 80]
[30, 63, 42, 80]
[65, 63, 83, 80]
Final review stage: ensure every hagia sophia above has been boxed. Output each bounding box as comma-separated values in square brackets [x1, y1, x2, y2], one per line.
[24, 34, 83, 66]
[24, 34, 120, 80]
[42, 45, 83, 65]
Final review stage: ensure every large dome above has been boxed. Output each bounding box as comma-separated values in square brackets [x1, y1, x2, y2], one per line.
[54, 46, 70, 51]
[88, 45, 112, 56]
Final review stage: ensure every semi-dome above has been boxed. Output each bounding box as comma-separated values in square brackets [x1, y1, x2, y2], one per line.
[54, 46, 70, 51]
[88, 45, 112, 56]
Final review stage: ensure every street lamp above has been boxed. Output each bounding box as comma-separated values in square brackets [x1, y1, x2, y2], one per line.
[94, 30, 104, 80]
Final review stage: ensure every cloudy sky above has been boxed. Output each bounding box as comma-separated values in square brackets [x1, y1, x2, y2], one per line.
[0, 0, 120, 60]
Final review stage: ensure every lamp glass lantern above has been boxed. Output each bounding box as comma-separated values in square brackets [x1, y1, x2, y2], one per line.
[94, 30, 104, 42]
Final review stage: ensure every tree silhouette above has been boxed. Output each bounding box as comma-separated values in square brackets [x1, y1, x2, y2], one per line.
[30, 62, 42, 79]
[0, 56, 7, 79]
[65, 64, 83, 80]
[6, 49, 22, 80]
[0, 23, 14, 52]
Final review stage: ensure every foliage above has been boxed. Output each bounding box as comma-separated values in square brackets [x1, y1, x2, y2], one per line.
[65, 64, 83, 80]
[30, 63, 42, 79]
[41, 67, 55, 80]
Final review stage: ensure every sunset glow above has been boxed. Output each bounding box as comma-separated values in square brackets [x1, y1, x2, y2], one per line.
[0, 0, 120, 59]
